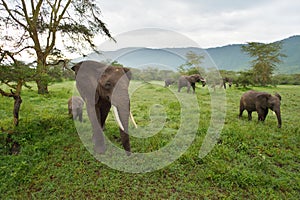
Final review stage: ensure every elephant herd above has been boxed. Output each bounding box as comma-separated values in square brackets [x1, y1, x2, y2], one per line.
[69, 60, 282, 155]
[165, 76, 233, 92]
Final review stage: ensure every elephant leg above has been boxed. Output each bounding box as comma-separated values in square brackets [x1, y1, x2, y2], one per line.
[86, 102, 106, 154]
[247, 111, 252, 121]
[178, 86, 181, 92]
[257, 109, 265, 122]
[100, 100, 111, 128]
[78, 109, 83, 122]
[187, 82, 191, 93]
[73, 111, 78, 120]
[239, 104, 244, 118]
[178, 83, 183, 92]
[263, 109, 269, 121]
[191, 83, 196, 94]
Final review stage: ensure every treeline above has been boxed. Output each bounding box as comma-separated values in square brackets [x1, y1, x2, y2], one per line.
[273, 74, 300, 85]
[127, 67, 300, 86]
[32, 62, 300, 86]
[129, 67, 179, 81]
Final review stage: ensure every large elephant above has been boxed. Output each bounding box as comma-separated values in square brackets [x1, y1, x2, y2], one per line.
[239, 90, 282, 128]
[68, 96, 84, 122]
[178, 74, 206, 94]
[71, 60, 135, 155]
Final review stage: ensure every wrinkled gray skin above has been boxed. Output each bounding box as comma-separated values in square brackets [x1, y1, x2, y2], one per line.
[164, 78, 175, 87]
[239, 90, 282, 128]
[72, 60, 132, 155]
[178, 74, 206, 94]
[68, 96, 84, 122]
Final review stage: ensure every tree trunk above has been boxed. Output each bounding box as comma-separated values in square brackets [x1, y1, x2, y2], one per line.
[0, 88, 22, 126]
[35, 64, 49, 94]
[36, 78, 49, 94]
[13, 95, 22, 126]
[36, 53, 49, 94]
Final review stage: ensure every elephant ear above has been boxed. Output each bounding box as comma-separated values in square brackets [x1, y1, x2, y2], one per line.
[186, 75, 197, 83]
[257, 93, 271, 109]
[123, 67, 132, 80]
[192, 74, 201, 82]
[71, 62, 83, 76]
[275, 93, 281, 101]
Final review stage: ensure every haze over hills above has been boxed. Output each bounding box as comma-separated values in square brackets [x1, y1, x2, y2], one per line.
[207, 35, 300, 74]
[78, 35, 300, 74]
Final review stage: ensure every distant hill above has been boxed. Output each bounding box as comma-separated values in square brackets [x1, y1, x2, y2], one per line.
[75, 35, 300, 74]
[279, 35, 300, 74]
[206, 44, 250, 71]
[207, 35, 300, 74]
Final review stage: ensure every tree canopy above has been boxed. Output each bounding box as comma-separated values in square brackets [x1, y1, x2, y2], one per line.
[0, 49, 35, 126]
[0, 0, 114, 93]
[241, 42, 286, 86]
[177, 51, 205, 75]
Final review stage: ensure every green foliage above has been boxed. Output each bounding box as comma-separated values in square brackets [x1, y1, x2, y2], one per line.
[236, 70, 255, 87]
[273, 74, 300, 85]
[0, 62, 35, 86]
[178, 51, 206, 75]
[241, 42, 286, 86]
[130, 67, 179, 81]
[0, 0, 114, 94]
[0, 81, 299, 199]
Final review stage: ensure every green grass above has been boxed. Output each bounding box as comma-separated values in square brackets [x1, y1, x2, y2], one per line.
[0, 81, 299, 199]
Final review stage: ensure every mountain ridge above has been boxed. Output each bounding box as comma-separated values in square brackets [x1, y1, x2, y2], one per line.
[78, 35, 300, 74]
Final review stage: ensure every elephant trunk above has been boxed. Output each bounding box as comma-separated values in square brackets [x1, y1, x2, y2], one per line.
[112, 93, 131, 154]
[275, 109, 282, 128]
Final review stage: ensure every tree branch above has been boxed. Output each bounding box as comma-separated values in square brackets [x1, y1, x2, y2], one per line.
[0, 88, 14, 97]
[0, 0, 27, 29]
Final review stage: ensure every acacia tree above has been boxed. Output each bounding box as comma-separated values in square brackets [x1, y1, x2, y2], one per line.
[0, 0, 114, 94]
[241, 42, 286, 86]
[0, 48, 35, 126]
[177, 51, 205, 75]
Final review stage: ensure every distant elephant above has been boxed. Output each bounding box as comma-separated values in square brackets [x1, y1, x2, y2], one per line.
[211, 77, 233, 91]
[178, 74, 206, 93]
[68, 96, 84, 122]
[239, 90, 282, 128]
[72, 60, 136, 155]
[164, 78, 175, 87]
[222, 77, 233, 89]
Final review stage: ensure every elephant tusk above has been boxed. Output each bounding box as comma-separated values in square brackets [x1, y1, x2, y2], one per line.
[130, 111, 138, 128]
[112, 105, 125, 131]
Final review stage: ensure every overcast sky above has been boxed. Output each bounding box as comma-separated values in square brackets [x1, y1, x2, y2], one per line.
[95, 0, 300, 49]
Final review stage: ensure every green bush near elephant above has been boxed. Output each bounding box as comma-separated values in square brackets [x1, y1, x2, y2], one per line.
[0, 81, 299, 199]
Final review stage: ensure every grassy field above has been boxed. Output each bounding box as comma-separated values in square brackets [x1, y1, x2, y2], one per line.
[0, 81, 299, 199]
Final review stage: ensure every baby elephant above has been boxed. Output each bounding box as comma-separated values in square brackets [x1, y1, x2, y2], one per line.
[68, 96, 84, 122]
[239, 90, 282, 128]
[164, 78, 175, 87]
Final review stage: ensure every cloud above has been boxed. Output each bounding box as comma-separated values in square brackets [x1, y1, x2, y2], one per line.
[96, 0, 300, 48]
